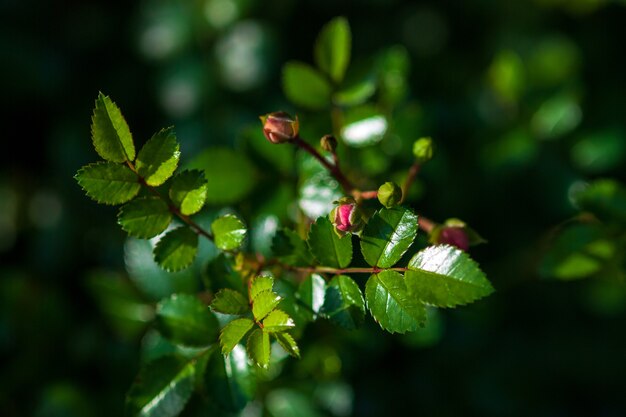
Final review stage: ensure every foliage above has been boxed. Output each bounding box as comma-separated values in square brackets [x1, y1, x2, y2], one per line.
[74, 19, 496, 417]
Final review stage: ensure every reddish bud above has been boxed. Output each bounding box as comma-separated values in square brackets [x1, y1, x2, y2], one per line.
[259, 111, 299, 144]
[329, 198, 363, 236]
[438, 227, 469, 251]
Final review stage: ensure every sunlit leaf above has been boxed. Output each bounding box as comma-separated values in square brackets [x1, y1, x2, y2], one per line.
[154, 227, 199, 272]
[91, 92, 135, 162]
[220, 318, 255, 355]
[75, 162, 140, 205]
[118, 197, 172, 239]
[262, 309, 295, 333]
[405, 245, 494, 307]
[136, 127, 180, 186]
[212, 214, 247, 251]
[340, 105, 388, 148]
[360, 207, 418, 268]
[169, 170, 208, 216]
[365, 270, 425, 333]
[246, 328, 270, 368]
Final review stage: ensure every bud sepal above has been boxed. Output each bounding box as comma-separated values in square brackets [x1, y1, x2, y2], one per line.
[259, 111, 299, 144]
[329, 197, 364, 237]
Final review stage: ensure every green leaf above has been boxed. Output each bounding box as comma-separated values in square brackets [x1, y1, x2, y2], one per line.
[574, 179, 626, 225]
[117, 197, 172, 239]
[365, 270, 426, 333]
[246, 329, 270, 368]
[272, 228, 315, 266]
[211, 214, 247, 251]
[210, 289, 249, 315]
[405, 245, 494, 307]
[321, 275, 365, 329]
[126, 355, 196, 417]
[307, 216, 352, 268]
[249, 275, 274, 302]
[297, 274, 326, 319]
[186, 147, 256, 205]
[252, 290, 282, 322]
[274, 332, 300, 358]
[154, 227, 199, 272]
[360, 207, 418, 268]
[340, 105, 388, 148]
[136, 127, 180, 186]
[91, 92, 135, 162]
[282, 61, 332, 110]
[314, 16, 351, 83]
[155, 294, 219, 346]
[169, 170, 208, 216]
[219, 318, 255, 355]
[262, 309, 295, 333]
[334, 76, 376, 106]
[75, 162, 140, 205]
[204, 344, 256, 412]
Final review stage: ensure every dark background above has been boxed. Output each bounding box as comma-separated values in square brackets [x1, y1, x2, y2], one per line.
[2, 0, 626, 416]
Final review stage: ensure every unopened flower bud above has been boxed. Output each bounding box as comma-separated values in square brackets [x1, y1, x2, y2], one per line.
[259, 111, 299, 144]
[320, 135, 337, 152]
[438, 226, 469, 251]
[329, 198, 363, 236]
[377, 181, 402, 208]
[413, 137, 434, 163]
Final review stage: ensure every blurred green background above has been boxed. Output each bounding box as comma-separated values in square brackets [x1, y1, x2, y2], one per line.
[2, 0, 626, 416]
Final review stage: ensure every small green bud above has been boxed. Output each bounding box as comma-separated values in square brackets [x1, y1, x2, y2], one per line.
[259, 111, 299, 144]
[377, 182, 402, 208]
[412, 137, 434, 163]
[320, 135, 337, 152]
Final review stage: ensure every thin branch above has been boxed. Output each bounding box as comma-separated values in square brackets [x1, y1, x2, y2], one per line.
[401, 162, 420, 204]
[286, 265, 408, 275]
[126, 160, 214, 240]
[292, 136, 356, 193]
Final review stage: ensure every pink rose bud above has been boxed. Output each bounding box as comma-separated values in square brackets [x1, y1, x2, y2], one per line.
[259, 111, 299, 144]
[329, 198, 363, 236]
[438, 227, 469, 251]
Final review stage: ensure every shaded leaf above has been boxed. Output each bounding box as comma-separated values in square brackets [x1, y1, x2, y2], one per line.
[154, 227, 199, 272]
[360, 207, 418, 268]
[136, 127, 180, 186]
[75, 162, 140, 205]
[307, 216, 352, 268]
[204, 344, 256, 412]
[297, 274, 326, 320]
[211, 289, 249, 315]
[272, 229, 315, 267]
[251, 290, 282, 322]
[118, 197, 172, 239]
[283, 61, 332, 110]
[169, 170, 208, 216]
[274, 332, 300, 358]
[155, 294, 219, 346]
[246, 329, 270, 368]
[126, 355, 196, 417]
[405, 245, 494, 307]
[212, 214, 247, 251]
[321, 275, 365, 329]
[187, 148, 256, 205]
[219, 318, 255, 355]
[262, 309, 295, 333]
[365, 270, 425, 333]
[315, 16, 351, 83]
[574, 179, 626, 225]
[91, 92, 135, 162]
